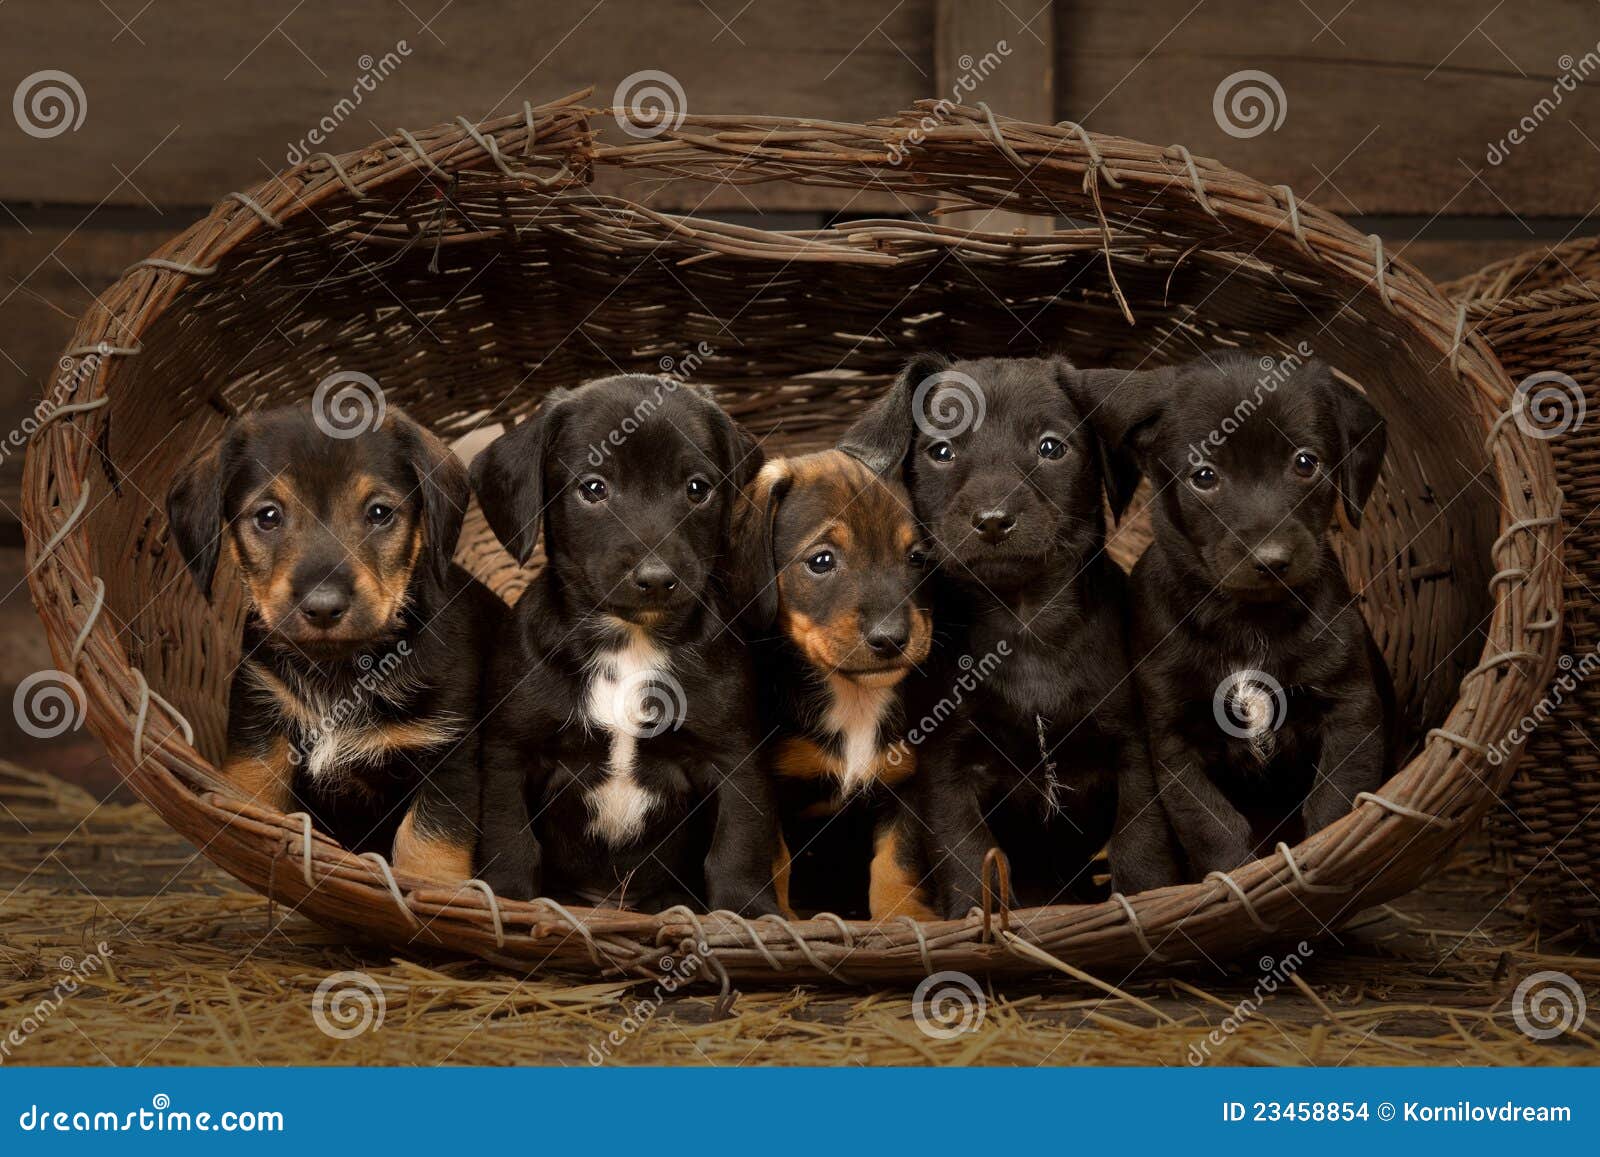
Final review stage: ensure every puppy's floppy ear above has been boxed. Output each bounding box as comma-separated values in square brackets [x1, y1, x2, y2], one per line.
[1313, 362, 1386, 528]
[1071, 365, 1177, 472]
[689, 384, 764, 495]
[839, 351, 951, 475]
[165, 424, 245, 600]
[470, 390, 572, 566]
[390, 409, 469, 586]
[729, 460, 792, 627]
[1058, 360, 1141, 523]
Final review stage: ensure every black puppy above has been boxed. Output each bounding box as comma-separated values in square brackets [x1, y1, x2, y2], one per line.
[165, 404, 502, 884]
[471, 374, 780, 915]
[1080, 353, 1396, 881]
[842, 355, 1161, 917]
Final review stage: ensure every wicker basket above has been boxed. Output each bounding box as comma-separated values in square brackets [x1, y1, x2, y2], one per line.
[1447, 238, 1600, 930]
[23, 90, 1562, 985]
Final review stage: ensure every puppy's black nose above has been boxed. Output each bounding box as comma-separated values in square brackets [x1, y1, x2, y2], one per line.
[972, 509, 1016, 545]
[1250, 543, 1294, 579]
[866, 620, 910, 658]
[299, 584, 349, 627]
[630, 559, 679, 600]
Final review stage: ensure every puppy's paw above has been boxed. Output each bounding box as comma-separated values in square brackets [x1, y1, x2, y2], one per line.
[707, 877, 782, 918]
[478, 856, 539, 902]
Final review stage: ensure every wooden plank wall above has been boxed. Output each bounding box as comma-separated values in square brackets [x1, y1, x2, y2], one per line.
[3, 0, 1594, 528]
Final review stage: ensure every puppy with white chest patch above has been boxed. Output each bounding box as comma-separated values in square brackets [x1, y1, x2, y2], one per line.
[164, 404, 503, 884]
[732, 449, 935, 920]
[471, 374, 781, 915]
[1078, 353, 1397, 883]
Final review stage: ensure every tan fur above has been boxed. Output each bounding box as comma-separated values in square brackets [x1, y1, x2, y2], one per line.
[773, 832, 796, 920]
[392, 807, 472, 884]
[219, 737, 295, 812]
[868, 823, 936, 922]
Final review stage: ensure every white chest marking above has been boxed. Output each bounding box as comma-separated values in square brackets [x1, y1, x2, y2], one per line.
[582, 628, 672, 845]
[823, 676, 895, 796]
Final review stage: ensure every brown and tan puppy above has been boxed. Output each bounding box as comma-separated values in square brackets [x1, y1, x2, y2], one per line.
[165, 403, 503, 884]
[733, 449, 936, 920]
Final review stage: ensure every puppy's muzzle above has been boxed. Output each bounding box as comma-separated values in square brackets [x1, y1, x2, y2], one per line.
[971, 508, 1016, 545]
[865, 615, 911, 660]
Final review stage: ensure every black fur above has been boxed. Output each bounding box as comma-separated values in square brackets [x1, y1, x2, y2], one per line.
[841, 355, 1154, 916]
[470, 375, 779, 914]
[1078, 353, 1397, 883]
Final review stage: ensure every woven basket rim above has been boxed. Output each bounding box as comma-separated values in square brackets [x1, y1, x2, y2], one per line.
[19, 90, 1564, 986]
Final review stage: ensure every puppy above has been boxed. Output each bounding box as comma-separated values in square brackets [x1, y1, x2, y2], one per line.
[1080, 353, 1396, 881]
[470, 374, 779, 915]
[165, 404, 502, 883]
[842, 355, 1160, 917]
[733, 449, 935, 920]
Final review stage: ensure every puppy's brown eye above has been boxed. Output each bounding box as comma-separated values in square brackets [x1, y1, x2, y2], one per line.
[1039, 435, 1066, 460]
[1293, 450, 1319, 477]
[579, 477, 608, 503]
[927, 441, 954, 463]
[806, 550, 835, 575]
[908, 545, 929, 568]
[686, 476, 711, 504]
[253, 505, 282, 531]
[1190, 466, 1219, 492]
[366, 502, 395, 527]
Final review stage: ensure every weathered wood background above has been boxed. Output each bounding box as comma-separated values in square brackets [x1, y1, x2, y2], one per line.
[2, 0, 1596, 528]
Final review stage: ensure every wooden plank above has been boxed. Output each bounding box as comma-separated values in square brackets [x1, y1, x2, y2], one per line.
[936, 0, 1057, 234]
[1058, 0, 1600, 216]
[1, 0, 934, 213]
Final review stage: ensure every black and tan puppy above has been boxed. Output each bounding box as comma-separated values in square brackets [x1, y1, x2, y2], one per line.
[733, 449, 935, 920]
[470, 374, 779, 915]
[1080, 353, 1396, 881]
[165, 404, 501, 883]
[842, 354, 1160, 917]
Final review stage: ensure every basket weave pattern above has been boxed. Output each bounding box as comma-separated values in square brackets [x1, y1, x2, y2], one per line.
[23, 91, 1562, 983]
[1448, 239, 1600, 927]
